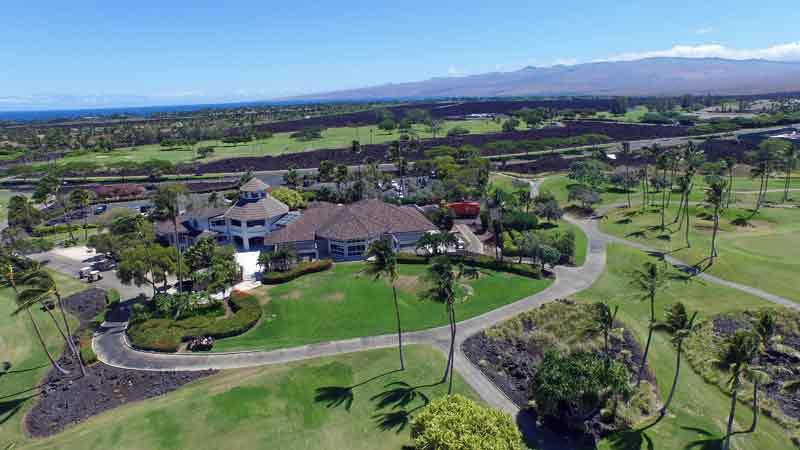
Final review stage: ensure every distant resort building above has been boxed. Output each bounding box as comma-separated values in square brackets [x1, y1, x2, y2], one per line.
[156, 178, 436, 260]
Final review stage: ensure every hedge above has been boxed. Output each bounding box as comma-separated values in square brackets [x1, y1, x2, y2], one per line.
[32, 223, 97, 236]
[127, 293, 263, 352]
[261, 259, 333, 284]
[397, 253, 542, 279]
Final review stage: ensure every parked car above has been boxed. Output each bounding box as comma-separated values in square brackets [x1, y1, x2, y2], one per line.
[94, 204, 108, 215]
[87, 270, 103, 282]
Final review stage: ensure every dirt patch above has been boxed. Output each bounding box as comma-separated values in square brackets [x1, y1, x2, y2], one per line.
[394, 275, 423, 295]
[284, 290, 302, 300]
[323, 292, 345, 302]
[23, 289, 216, 438]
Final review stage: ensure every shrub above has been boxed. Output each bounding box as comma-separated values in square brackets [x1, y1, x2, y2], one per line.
[127, 294, 262, 352]
[105, 288, 121, 305]
[261, 259, 333, 284]
[32, 223, 97, 236]
[411, 395, 523, 450]
[397, 252, 542, 278]
[501, 211, 538, 231]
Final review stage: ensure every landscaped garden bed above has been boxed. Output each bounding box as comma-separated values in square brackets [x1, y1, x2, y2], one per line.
[261, 259, 333, 284]
[24, 289, 215, 438]
[127, 292, 262, 352]
[684, 308, 800, 441]
[463, 299, 656, 443]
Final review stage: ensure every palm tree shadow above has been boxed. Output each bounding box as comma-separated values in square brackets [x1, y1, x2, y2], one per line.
[371, 380, 440, 434]
[314, 368, 402, 412]
[0, 396, 37, 426]
[606, 429, 655, 450]
[370, 381, 438, 410]
[681, 426, 723, 450]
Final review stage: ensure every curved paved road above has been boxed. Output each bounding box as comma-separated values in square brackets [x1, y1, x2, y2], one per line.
[92, 176, 797, 449]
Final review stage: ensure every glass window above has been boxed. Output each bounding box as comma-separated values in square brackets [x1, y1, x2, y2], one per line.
[211, 219, 225, 227]
[230, 219, 242, 227]
[330, 243, 345, 256]
[246, 220, 265, 228]
[347, 244, 366, 256]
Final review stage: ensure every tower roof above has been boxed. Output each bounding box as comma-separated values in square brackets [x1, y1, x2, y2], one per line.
[239, 177, 270, 193]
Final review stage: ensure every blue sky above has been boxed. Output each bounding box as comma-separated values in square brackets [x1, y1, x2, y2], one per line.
[2, 0, 799, 109]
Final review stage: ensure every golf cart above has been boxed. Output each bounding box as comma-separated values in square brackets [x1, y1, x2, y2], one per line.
[78, 267, 92, 279]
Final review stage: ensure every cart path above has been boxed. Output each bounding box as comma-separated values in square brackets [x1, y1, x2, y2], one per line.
[92, 176, 796, 449]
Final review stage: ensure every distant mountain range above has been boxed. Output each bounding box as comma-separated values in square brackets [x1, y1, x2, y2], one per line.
[289, 57, 800, 100]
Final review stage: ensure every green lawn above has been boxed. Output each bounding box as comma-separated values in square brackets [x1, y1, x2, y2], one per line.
[10, 345, 478, 450]
[599, 203, 800, 303]
[540, 173, 800, 210]
[39, 119, 503, 169]
[0, 271, 86, 446]
[591, 106, 650, 123]
[489, 172, 530, 195]
[575, 245, 795, 450]
[214, 262, 551, 352]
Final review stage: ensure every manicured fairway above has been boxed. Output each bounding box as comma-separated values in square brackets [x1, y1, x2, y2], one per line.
[575, 245, 795, 450]
[38, 119, 503, 168]
[0, 272, 86, 445]
[600, 203, 800, 303]
[15, 345, 477, 450]
[214, 262, 551, 351]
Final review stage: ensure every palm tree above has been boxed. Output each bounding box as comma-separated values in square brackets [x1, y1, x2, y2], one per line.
[589, 302, 618, 370]
[207, 192, 220, 207]
[364, 238, 404, 370]
[620, 142, 633, 208]
[423, 256, 457, 394]
[647, 302, 697, 428]
[1, 261, 69, 375]
[738, 311, 778, 435]
[721, 330, 760, 450]
[68, 188, 92, 241]
[704, 176, 728, 264]
[515, 188, 533, 214]
[154, 184, 187, 293]
[17, 266, 86, 376]
[630, 261, 667, 387]
[781, 142, 798, 203]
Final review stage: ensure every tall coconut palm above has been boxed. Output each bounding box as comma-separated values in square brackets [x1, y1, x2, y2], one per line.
[364, 238, 405, 370]
[781, 142, 798, 203]
[423, 256, 457, 394]
[18, 267, 86, 377]
[68, 188, 92, 241]
[721, 330, 760, 450]
[1, 262, 69, 375]
[704, 176, 728, 264]
[620, 142, 633, 208]
[738, 311, 778, 435]
[589, 302, 618, 371]
[153, 184, 187, 293]
[630, 261, 667, 387]
[515, 188, 533, 214]
[646, 302, 697, 429]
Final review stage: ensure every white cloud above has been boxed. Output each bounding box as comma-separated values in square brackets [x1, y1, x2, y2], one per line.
[598, 42, 800, 62]
[695, 27, 713, 35]
[447, 66, 468, 76]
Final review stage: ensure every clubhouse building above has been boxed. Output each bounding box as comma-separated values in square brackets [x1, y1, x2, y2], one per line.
[156, 178, 437, 260]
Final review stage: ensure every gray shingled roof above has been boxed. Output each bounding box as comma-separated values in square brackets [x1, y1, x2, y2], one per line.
[224, 196, 289, 221]
[265, 199, 436, 244]
[239, 177, 270, 192]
